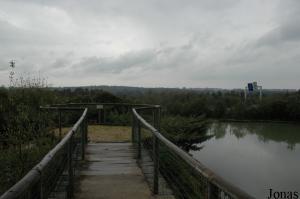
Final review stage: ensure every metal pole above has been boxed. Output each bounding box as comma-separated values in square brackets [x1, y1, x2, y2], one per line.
[259, 86, 262, 101]
[244, 87, 247, 102]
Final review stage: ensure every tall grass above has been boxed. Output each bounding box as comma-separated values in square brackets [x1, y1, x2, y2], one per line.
[0, 68, 58, 194]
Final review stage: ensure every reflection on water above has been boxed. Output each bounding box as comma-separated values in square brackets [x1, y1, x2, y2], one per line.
[211, 122, 300, 150]
[190, 122, 300, 198]
[178, 134, 213, 152]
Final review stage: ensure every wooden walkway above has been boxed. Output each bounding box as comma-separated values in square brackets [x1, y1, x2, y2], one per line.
[74, 143, 157, 199]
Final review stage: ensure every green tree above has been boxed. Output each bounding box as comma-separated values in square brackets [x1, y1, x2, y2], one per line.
[161, 115, 212, 152]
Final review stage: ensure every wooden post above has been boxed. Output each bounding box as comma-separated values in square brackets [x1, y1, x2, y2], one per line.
[81, 123, 85, 160]
[131, 110, 135, 143]
[154, 107, 161, 131]
[153, 136, 159, 194]
[85, 117, 88, 144]
[67, 134, 74, 199]
[58, 110, 62, 138]
[96, 104, 105, 124]
[102, 106, 105, 124]
[207, 182, 217, 199]
[207, 182, 212, 199]
[152, 108, 156, 127]
[98, 109, 101, 124]
[153, 106, 160, 194]
[39, 173, 44, 199]
[137, 122, 141, 159]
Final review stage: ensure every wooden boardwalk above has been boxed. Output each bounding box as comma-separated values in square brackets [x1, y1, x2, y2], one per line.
[74, 143, 157, 199]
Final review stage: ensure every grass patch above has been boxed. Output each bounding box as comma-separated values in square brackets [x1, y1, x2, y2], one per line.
[56, 125, 132, 142]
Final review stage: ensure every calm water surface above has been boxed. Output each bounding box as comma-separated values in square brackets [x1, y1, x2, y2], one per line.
[190, 122, 300, 198]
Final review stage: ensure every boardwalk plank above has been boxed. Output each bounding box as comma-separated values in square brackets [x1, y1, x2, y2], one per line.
[75, 143, 155, 199]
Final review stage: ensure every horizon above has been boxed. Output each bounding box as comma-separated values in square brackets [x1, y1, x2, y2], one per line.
[56, 84, 299, 90]
[2, 83, 297, 91]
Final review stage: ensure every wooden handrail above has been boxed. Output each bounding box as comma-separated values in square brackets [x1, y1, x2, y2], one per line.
[132, 107, 254, 199]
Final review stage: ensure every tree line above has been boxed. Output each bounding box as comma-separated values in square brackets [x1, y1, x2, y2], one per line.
[1, 84, 299, 194]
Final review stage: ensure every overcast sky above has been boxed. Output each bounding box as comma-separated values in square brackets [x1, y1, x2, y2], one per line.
[0, 0, 299, 89]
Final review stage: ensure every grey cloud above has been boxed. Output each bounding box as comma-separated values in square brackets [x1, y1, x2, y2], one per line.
[49, 57, 72, 69]
[0, 0, 299, 88]
[0, 19, 28, 45]
[72, 49, 157, 74]
[255, 1, 300, 48]
[0, 59, 9, 71]
[256, 21, 300, 47]
[211, 0, 300, 88]
[47, 51, 74, 70]
[67, 39, 201, 77]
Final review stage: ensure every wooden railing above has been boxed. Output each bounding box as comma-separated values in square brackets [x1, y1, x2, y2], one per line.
[0, 107, 88, 199]
[132, 105, 254, 199]
[0, 103, 254, 199]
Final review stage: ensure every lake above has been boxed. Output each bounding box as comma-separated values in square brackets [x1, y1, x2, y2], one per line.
[190, 122, 300, 198]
